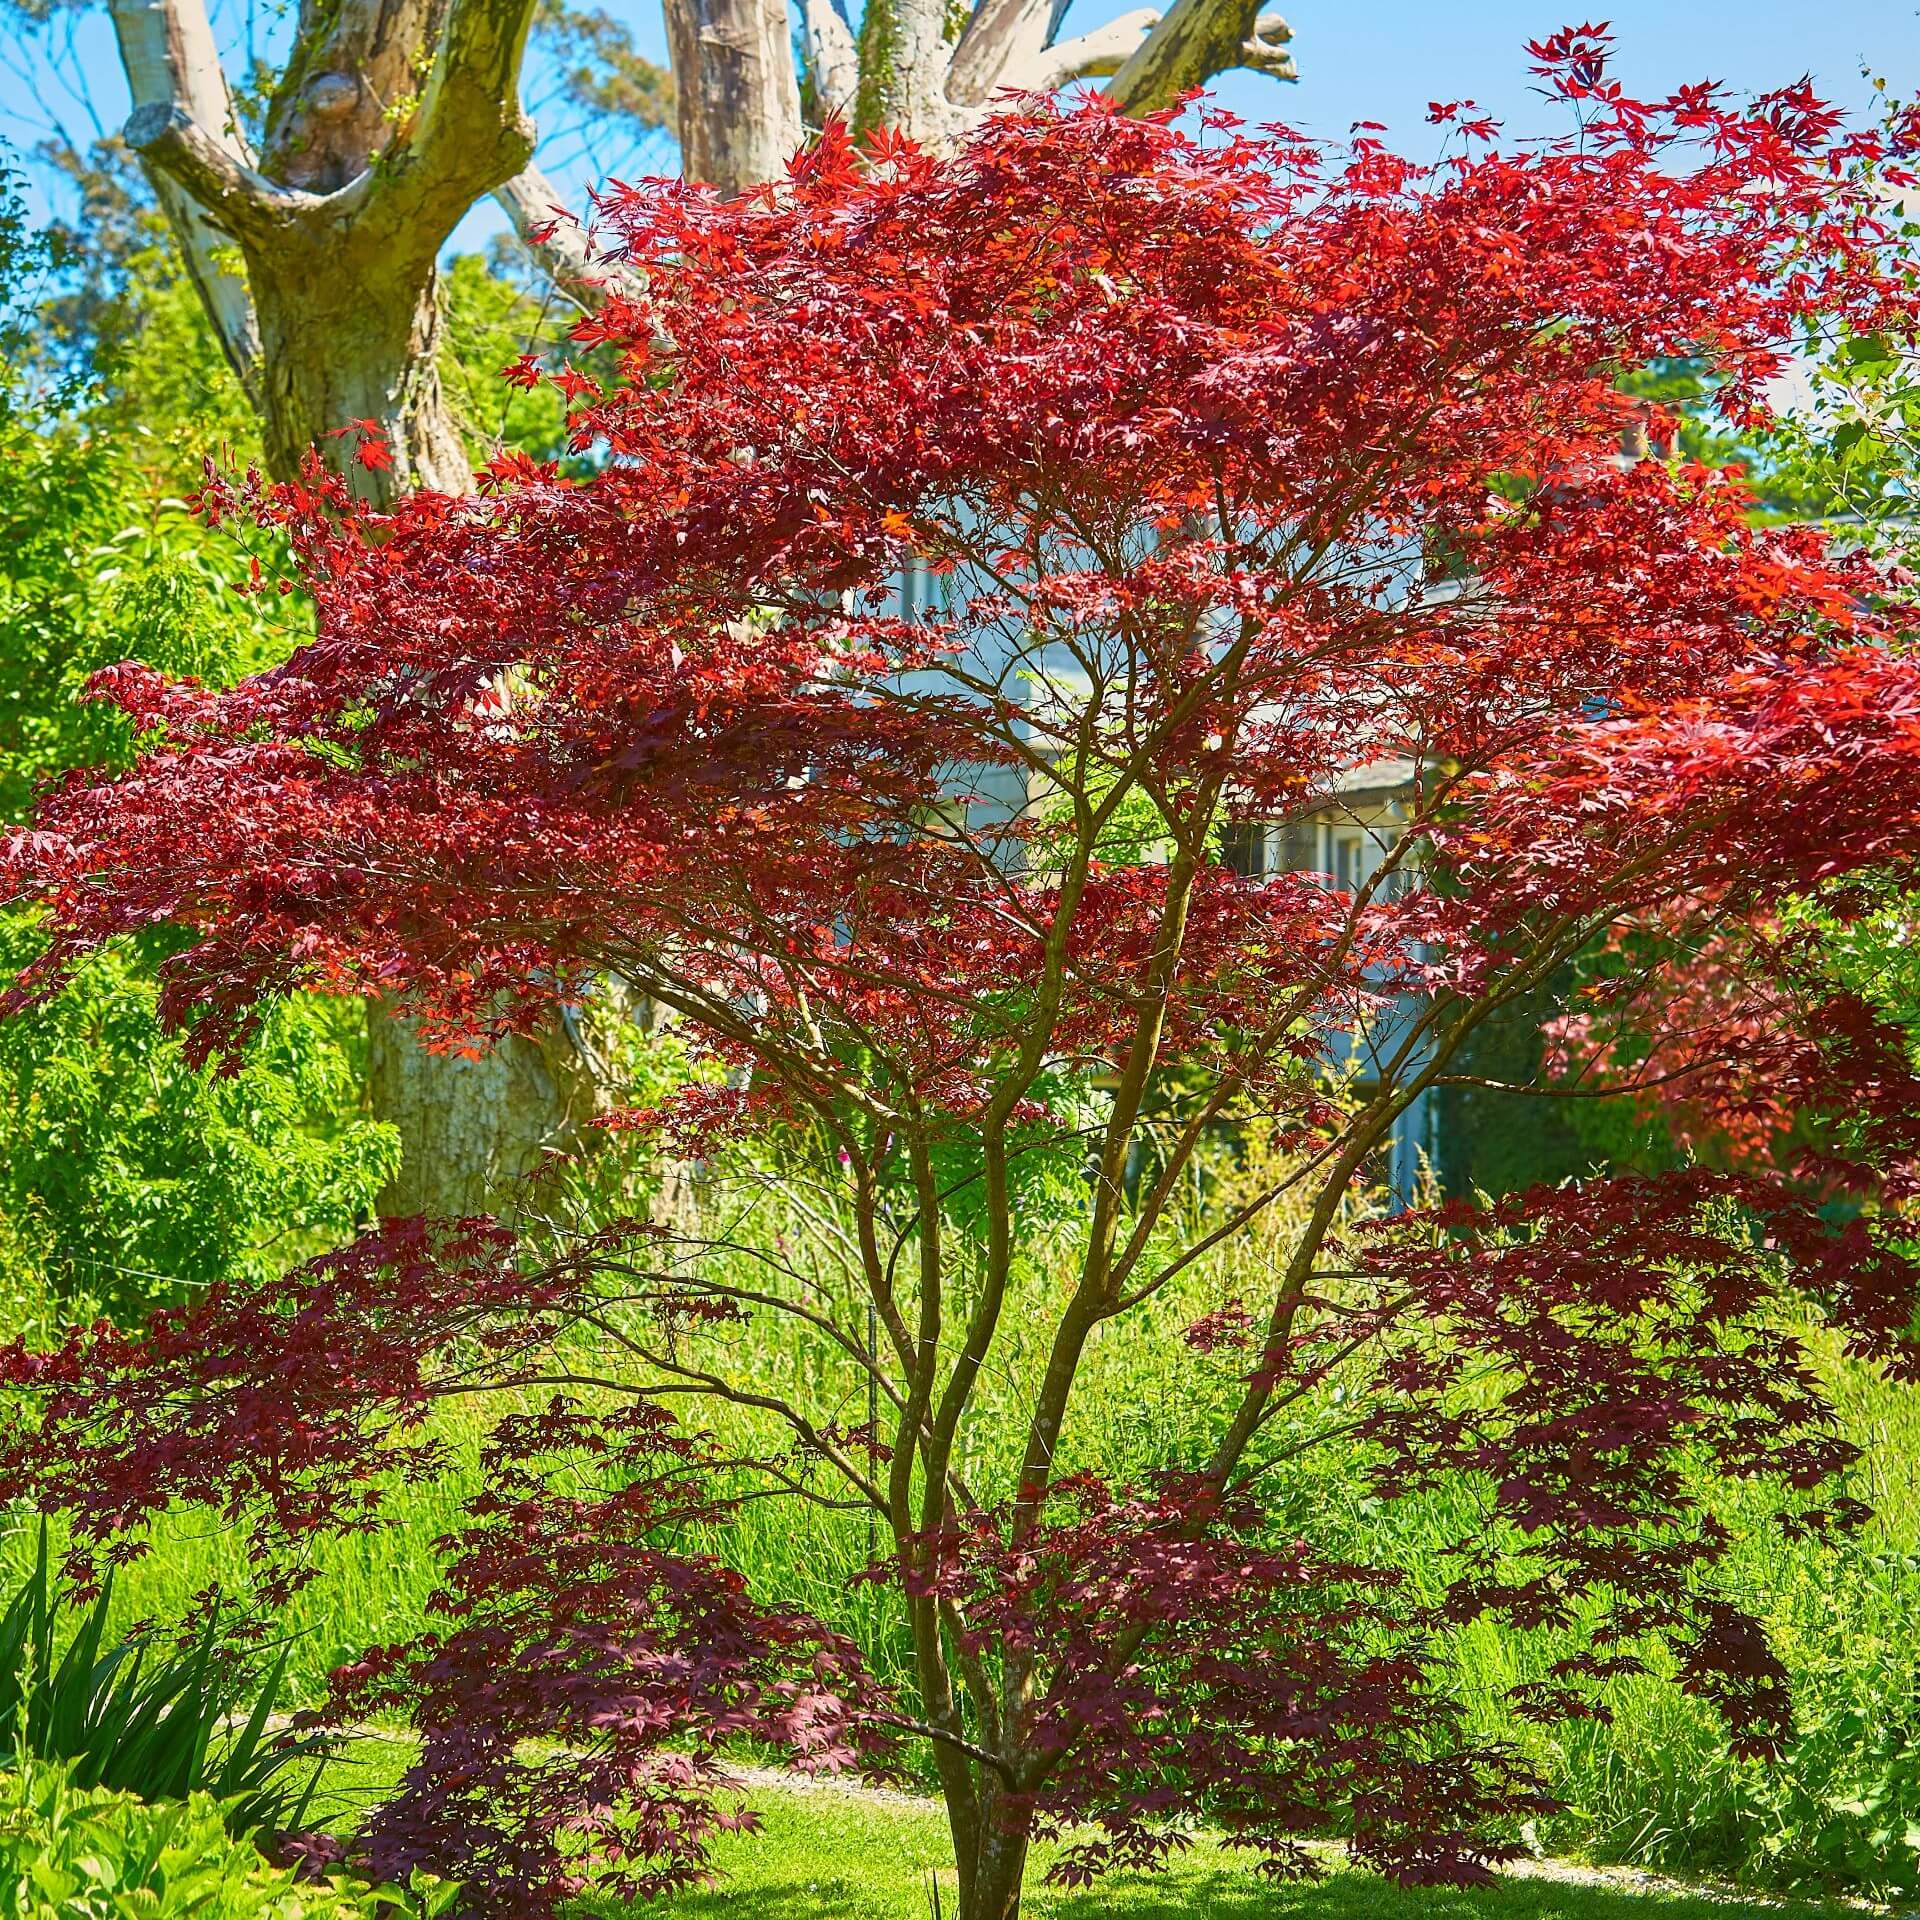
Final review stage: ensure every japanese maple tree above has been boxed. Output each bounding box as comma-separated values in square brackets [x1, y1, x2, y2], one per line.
[8, 35, 1920, 1920]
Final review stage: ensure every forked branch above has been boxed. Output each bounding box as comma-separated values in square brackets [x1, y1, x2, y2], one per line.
[366, 0, 541, 251]
[1105, 0, 1294, 111]
[123, 104, 311, 241]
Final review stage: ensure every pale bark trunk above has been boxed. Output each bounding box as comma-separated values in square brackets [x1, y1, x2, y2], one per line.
[661, 0, 803, 193]
[366, 1014, 604, 1217]
[853, 0, 960, 145]
[247, 239, 618, 1213]
[249, 255, 470, 497]
[943, 0, 1053, 107]
[797, 0, 860, 126]
[115, 0, 607, 1220]
[247, 248, 609, 1216]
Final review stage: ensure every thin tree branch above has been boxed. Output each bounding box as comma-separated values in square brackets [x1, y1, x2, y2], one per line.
[107, 0, 262, 396]
[494, 162, 642, 308]
[797, 0, 860, 126]
[998, 9, 1159, 91]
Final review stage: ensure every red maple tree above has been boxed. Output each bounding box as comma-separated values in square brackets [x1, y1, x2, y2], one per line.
[7, 34, 1920, 1919]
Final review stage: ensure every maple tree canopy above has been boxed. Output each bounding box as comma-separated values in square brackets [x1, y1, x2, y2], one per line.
[5, 36, 1920, 1920]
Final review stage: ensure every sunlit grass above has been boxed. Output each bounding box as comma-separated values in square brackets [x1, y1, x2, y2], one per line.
[305, 1747, 1883, 1920]
[582, 1785, 1880, 1920]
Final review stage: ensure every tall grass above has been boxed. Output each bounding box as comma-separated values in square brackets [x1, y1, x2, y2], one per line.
[1538, 1358, 1920, 1900]
[0, 1433, 481, 1706]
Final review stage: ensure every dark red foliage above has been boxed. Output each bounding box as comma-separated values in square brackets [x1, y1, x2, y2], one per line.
[1554, 916, 1920, 1190]
[0, 1217, 673, 1602]
[318, 1401, 894, 1913]
[1341, 1173, 1911, 1756]
[897, 1473, 1555, 1888]
[5, 50, 1920, 1917]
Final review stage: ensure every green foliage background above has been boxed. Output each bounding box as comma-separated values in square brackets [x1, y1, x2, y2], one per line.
[0, 163, 398, 1324]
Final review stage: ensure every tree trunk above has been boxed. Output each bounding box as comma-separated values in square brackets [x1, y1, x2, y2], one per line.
[661, 0, 803, 193]
[108, 0, 262, 396]
[113, 0, 615, 1219]
[956, 1818, 1029, 1920]
[366, 1013, 604, 1217]
[247, 234, 609, 1216]
[249, 252, 470, 497]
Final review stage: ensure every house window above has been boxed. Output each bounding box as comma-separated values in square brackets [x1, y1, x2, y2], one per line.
[1220, 822, 1268, 877]
[1332, 828, 1368, 895]
[901, 559, 950, 619]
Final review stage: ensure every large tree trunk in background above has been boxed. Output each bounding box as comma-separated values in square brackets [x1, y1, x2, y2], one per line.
[661, 0, 802, 192]
[368, 1015, 604, 1216]
[249, 257, 470, 495]
[248, 243, 609, 1214]
[108, 0, 262, 397]
[118, 0, 614, 1219]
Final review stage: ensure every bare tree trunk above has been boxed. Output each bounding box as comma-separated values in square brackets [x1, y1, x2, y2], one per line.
[956, 1816, 1029, 1920]
[367, 1015, 604, 1216]
[108, 0, 261, 395]
[247, 238, 609, 1212]
[249, 255, 470, 495]
[116, 0, 616, 1219]
[661, 0, 802, 192]
[853, 0, 961, 146]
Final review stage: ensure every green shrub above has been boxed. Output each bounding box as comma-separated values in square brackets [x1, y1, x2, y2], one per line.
[1744, 1642, 1920, 1901]
[0, 180, 396, 1327]
[0, 926, 396, 1325]
[0, 1754, 452, 1919]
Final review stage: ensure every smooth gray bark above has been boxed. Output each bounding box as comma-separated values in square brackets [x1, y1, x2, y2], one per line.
[108, 0, 261, 399]
[662, 0, 803, 192]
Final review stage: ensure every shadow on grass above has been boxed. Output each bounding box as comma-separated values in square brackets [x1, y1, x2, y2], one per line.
[661, 1862, 1863, 1920]
[318, 1738, 1860, 1920]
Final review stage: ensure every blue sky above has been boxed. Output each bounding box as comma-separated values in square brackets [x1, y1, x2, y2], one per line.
[2, 0, 1915, 244]
[1206, 1, 1915, 139]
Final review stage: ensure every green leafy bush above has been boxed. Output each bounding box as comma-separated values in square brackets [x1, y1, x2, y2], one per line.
[0, 928, 395, 1324]
[1751, 1652, 1920, 1900]
[0, 1754, 452, 1920]
[0, 164, 394, 1325]
[1607, 1547, 1920, 1904]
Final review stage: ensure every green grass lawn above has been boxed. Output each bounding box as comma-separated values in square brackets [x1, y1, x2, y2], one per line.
[569, 1782, 1879, 1920]
[308, 1735, 1889, 1918]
